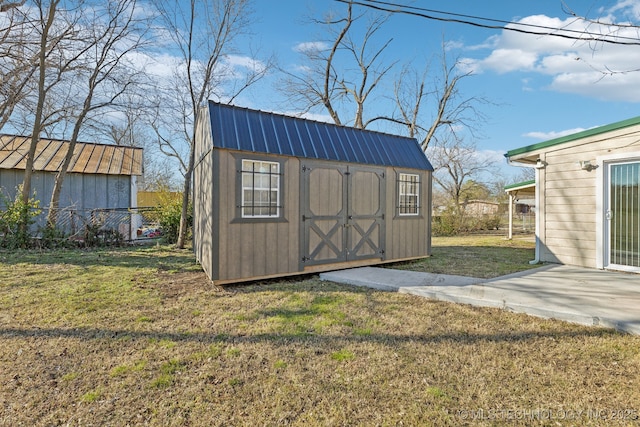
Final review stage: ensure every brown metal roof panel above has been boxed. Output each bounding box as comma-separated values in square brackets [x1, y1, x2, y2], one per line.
[46, 140, 70, 171]
[108, 147, 125, 175]
[71, 144, 95, 173]
[0, 135, 21, 167]
[131, 148, 143, 175]
[120, 147, 133, 175]
[32, 139, 62, 171]
[1, 135, 143, 175]
[96, 145, 115, 174]
[85, 145, 105, 174]
[67, 142, 85, 172]
[0, 136, 29, 170]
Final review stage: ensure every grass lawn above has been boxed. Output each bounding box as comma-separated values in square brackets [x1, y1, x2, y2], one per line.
[391, 234, 539, 278]
[1, 237, 639, 426]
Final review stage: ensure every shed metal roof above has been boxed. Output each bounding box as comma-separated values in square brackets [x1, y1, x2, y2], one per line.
[0, 135, 143, 176]
[207, 101, 433, 171]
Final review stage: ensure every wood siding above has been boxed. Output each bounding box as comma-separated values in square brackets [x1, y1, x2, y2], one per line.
[539, 125, 640, 268]
[194, 149, 432, 284]
[213, 150, 300, 283]
[193, 107, 215, 280]
[385, 169, 431, 260]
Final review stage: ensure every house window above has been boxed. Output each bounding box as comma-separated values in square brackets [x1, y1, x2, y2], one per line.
[241, 159, 281, 218]
[398, 173, 419, 215]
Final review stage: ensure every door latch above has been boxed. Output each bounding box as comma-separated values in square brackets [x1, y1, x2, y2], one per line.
[605, 210, 613, 220]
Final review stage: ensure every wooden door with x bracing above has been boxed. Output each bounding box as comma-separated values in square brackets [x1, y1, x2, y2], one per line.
[301, 162, 386, 267]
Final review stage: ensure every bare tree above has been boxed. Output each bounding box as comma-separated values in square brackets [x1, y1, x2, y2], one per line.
[99, 99, 178, 191]
[0, 7, 38, 132]
[46, 0, 150, 227]
[281, 3, 395, 129]
[0, 0, 25, 12]
[19, 0, 76, 239]
[280, 4, 354, 125]
[152, 0, 270, 248]
[511, 166, 535, 183]
[393, 43, 486, 151]
[429, 136, 496, 213]
[340, 12, 396, 129]
[282, 3, 486, 155]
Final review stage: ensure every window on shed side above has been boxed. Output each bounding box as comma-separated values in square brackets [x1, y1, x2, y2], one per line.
[241, 159, 281, 218]
[398, 173, 419, 215]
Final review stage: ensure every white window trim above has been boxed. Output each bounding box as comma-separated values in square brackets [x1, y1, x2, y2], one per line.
[398, 172, 420, 216]
[241, 159, 281, 219]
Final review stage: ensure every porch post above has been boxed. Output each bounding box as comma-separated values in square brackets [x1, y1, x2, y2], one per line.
[508, 192, 514, 240]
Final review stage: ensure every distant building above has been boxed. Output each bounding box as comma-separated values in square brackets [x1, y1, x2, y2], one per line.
[0, 135, 143, 239]
[462, 200, 500, 216]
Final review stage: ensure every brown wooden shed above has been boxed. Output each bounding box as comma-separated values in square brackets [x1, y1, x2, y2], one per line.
[193, 101, 434, 285]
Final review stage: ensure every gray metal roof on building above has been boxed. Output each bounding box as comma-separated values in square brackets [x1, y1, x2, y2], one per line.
[207, 101, 433, 171]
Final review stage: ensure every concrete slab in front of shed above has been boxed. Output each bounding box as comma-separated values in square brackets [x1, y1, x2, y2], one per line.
[320, 267, 483, 291]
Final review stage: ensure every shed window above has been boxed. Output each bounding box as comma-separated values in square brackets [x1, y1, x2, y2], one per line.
[241, 159, 281, 218]
[398, 173, 419, 215]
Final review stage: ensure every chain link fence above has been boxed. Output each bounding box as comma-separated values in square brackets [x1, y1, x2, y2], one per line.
[32, 206, 163, 245]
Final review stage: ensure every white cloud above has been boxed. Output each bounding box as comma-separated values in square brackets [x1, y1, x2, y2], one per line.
[522, 127, 592, 140]
[475, 149, 508, 165]
[225, 54, 267, 73]
[136, 52, 180, 80]
[293, 41, 328, 53]
[465, 35, 500, 51]
[607, 0, 640, 21]
[458, 2, 640, 102]
[477, 48, 539, 74]
[445, 40, 465, 51]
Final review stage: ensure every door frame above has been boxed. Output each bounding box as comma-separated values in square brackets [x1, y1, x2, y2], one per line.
[300, 161, 386, 268]
[596, 151, 640, 271]
[345, 165, 386, 262]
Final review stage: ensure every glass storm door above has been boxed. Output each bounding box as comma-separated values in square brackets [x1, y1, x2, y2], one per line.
[607, 161, 640, 271]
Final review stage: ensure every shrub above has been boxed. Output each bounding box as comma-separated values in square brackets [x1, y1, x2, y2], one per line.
[38, 225, 69, 249]
[432, 208, 502, 236]
[0, 186, 41, 249]
[432, 208, 467, 236]
[145, 190, 191, 244]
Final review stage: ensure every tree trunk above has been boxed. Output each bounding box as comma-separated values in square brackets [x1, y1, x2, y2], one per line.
[176, 136, 195, 249]
[47, 122, 82, 228]
[19, 0, 58, 242]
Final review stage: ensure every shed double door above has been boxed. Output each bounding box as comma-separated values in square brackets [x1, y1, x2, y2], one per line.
[301, 162, 385, 267]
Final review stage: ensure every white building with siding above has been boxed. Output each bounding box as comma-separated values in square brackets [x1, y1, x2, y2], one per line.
[505, 116, 640, 273]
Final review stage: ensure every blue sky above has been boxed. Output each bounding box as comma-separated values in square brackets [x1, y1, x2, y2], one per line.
[227, 0, 640, 179]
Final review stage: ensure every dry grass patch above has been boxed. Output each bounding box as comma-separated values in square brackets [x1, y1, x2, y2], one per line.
[1, 243, 639, 426]
[391, 234, 538, 278]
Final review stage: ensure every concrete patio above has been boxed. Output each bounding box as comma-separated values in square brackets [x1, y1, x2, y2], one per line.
[320, 264, 640, 335]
